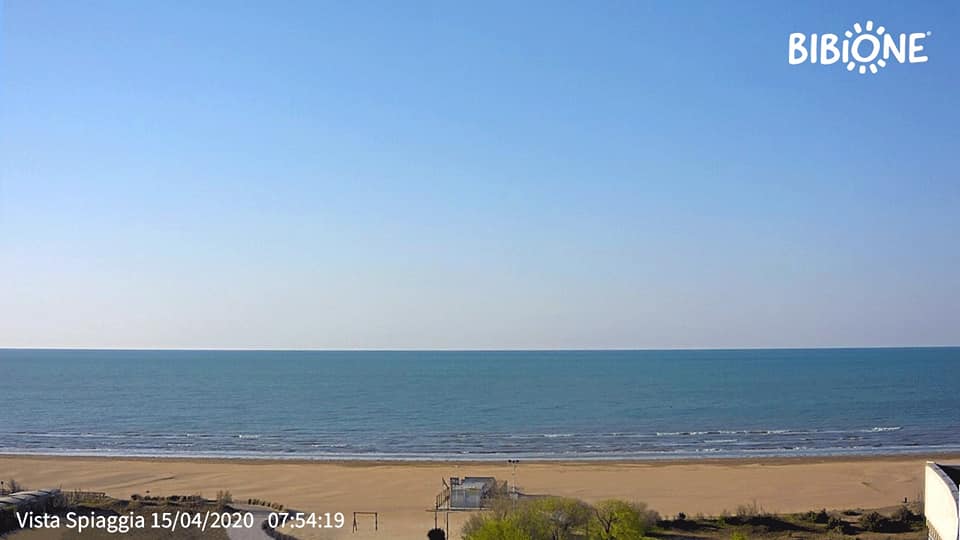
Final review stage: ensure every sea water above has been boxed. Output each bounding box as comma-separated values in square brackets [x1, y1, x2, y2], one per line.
[1, 348, 957, 460]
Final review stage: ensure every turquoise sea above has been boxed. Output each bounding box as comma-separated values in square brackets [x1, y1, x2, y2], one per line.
[1, 348, 958, 460]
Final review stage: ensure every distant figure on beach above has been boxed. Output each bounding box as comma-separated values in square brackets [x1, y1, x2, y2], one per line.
[427, 528, 446, 540]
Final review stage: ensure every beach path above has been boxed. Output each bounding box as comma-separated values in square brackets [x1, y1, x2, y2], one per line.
[224, 504, 273, 540]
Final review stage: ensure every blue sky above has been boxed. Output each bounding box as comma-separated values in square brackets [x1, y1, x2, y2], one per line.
[1, 1, 958, 349]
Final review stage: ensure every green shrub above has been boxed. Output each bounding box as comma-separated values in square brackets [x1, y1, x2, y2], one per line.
[799, 508, 829, 523]
[463, 519, 530, 540]
[891, 504, 917, 523]
[735, 501, 764, 519]
[462, 496, 654, 540]
[859, 511, 888, 532]
[826, 515, 850, 534]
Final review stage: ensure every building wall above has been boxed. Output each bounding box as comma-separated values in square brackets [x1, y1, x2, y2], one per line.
[450, 488, 482, 508]
[925, 463, 959, 540]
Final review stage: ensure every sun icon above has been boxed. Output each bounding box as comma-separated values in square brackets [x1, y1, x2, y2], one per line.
[845, 20, 887, 74]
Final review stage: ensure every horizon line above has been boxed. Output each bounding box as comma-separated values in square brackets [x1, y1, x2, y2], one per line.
[1, 345, 958, 353]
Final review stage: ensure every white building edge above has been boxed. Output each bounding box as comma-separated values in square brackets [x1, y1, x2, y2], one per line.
[925, 462, 960, 540]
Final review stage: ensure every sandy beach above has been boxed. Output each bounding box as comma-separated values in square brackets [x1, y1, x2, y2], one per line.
[2, 454, 955, 539]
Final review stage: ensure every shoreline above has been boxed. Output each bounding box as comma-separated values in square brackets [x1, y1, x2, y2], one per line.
[3, 451, 960, 467]
[4, 346, 959, 353]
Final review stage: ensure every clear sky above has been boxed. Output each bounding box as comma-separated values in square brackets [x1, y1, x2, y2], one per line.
[1, 1, 958, 350]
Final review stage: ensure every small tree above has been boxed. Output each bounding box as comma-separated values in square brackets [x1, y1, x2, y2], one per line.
[538, 497, 593, 540]
[590, 500, 658, 540]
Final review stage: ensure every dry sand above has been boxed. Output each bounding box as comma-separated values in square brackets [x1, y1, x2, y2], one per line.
[2, 454, 954, 540]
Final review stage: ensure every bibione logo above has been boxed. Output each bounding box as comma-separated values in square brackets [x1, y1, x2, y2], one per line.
[789, 20, 930, 74]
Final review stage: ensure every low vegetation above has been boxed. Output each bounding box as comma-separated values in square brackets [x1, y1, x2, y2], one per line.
[246, 497, 285, 510]
[857, 505, 922, 533]
[214, 490, 232, 510]
[653, 502, 925, 539]
[5, 477, 25, 494]
[462, 496, 659, 540]
[462, 496, 927, 540]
